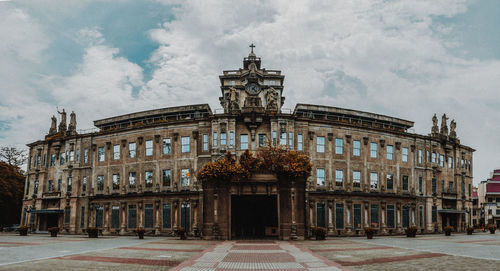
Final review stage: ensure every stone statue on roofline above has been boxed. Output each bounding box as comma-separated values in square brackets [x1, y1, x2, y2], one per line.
[68, 111, 77, 134]
[440, 113, 448, 135]
[57, 108, 67, 133]
[431, 114, 439, 135]
[449, 119, 457, 138]
[49, 115, 57, 135]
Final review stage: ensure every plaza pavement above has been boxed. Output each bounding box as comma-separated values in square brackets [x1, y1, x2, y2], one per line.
[0, 231, 499, 270]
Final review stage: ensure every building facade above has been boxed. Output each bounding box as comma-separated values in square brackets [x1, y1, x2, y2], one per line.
[479, 169, 500, 228]
[21, 48, 475, 240]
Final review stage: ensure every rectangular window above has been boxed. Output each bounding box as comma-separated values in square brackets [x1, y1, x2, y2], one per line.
[353, 171, 361, 188]
[387, 205, 395, 228]
[97, 175, 104, 191]
[289, 132, 294, 148]
[448, 156, 453, 168]
[387, 145, 394, 160]
[202, 134, 209, 151]
[335, 169, 343, 187]
[336, 203, 344, 229]
[76, 150, 80, 162]
[419, 177, 423, 193]
[441, 180, 444, 193]
[98, 146, 105, 162]
[84, 149, 89, 163]
[181, 136, 190, 153]
[181, 169, 190, 186]
[427, 150, 430, 162]
[34, 180, 39, 194]
[370, 172, 378, 189]
[145, 171, 153, 187]
[48, 180, 54, 192]
[370, 142, 378, 158]
[316, 202, 326, 228]
[129, 172, 136, 188]
[80, 207, 85, 229]
[60, 153, 65, 165]
[370, 205, 379, 228]
[354, 204, 362, 229]
[220, 132, 227, 145]
[280, 132, 287, 145]
[58, 179, 62, 191]
[180, 202, 190, 230]
[297, 134, 303, 151]
[461, 180, 465, 196]
[64, 206, 70, 224]
[145, 140, 153, 156]
[402, 147, 409, 162]
[50, 154, 56, 166]
[419, 206, 424, 228]
[213, 132, 218, 147]
[258, 134, 266, 147]
[240, 134, 249, 150]
[162, 169, 171, 187]
[316, 168, 325, 186]
[432, 178, 437, 194]
[129, 142, 136, 158]
[353, 140, 361, 156]
[418, 149, 423, 164]
[335, 138, 343, 154]
[402, 206, 409, 228]
[272, 131, 277, 145]
[82, 176, 87, 192]
[386, 174, 394, 190]
[111, 206, 119, 229]
[145, 204, 154, 228]
[96, 206, 103, 228]
[432, 152, 436, 163]
[162, 203, 171, 228]
[67, 177, 72, 192]
[440, 154, 444, 167]
[112, 174, 120, 190]
[316, 136, 325, 153]
[113, 144, 120, 160]
[432, 205, 437, 222]
[162, 138, 171, 154]
[229, 131, 235, 146]
[402, 175, 409, 191]
[128, 205, 137, 229]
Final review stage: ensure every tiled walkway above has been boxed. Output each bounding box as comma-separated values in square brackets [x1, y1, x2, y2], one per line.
[172, 240, 347, 271]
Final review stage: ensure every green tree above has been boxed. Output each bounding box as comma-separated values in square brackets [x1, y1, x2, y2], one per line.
[0, 162, 25, 226]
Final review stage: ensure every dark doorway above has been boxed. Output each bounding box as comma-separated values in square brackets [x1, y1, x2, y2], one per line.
[231, 195, 278, 238]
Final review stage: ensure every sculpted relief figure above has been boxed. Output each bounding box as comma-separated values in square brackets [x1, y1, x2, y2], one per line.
[266, 88, 278, 110]
[449, 119, 457, 138]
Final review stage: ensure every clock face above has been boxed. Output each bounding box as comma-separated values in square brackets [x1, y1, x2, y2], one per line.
[247, 83, 260, 94]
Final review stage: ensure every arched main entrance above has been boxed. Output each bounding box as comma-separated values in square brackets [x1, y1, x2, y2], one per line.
[231, 195, 278, 238]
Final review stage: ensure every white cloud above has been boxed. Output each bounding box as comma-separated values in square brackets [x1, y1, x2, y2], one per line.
[1, 0, 499, 183]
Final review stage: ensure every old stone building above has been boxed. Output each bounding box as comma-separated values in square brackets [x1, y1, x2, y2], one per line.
[21, 47, 474, 240]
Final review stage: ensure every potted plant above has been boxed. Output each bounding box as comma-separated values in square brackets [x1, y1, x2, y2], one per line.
[405, 226, 418, 238]
[311, 226, 326, 240]
[444, 226, 453, 236]
[364, 227, 376, 239]
[86, 227, 99, 238]
[487, 224, 496, 234]
[17, 226, 28, 236]
[176, 227, 186, 240]
[466, 226, 474, 235]
[136, 228, 146, 239]
[48, 227, 59, 237]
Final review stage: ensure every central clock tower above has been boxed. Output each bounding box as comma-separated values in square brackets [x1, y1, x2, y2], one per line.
[219, 44, 285, 114]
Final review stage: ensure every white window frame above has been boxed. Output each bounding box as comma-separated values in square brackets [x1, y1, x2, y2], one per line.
[316, 136, 325, 153]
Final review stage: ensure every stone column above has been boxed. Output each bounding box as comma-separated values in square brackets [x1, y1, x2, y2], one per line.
[346, 200, 353, 235]
[102, 203, 110, 235]
[290, 181, 297, 240]
[309, 200, 315, 238]
[396, 202, 402, 233]
[138, 201, 143, 228]
[327, 200, 334, 236]
[193, 199, 200, 237]
[155, 200, 161, 235]
[120, 201, 126, 235]
[380, 201, 387, 234]
[363, 201, 369, 228]
[173, 200, 179, 232]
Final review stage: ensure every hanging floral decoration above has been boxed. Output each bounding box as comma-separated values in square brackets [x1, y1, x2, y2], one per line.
[197, 146, 312, 183]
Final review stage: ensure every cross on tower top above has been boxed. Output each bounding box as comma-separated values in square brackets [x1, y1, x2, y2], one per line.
[249, 43, 255, 54]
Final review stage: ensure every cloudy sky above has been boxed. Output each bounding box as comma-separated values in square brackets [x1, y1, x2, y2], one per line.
[0, 0, 499, 183]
